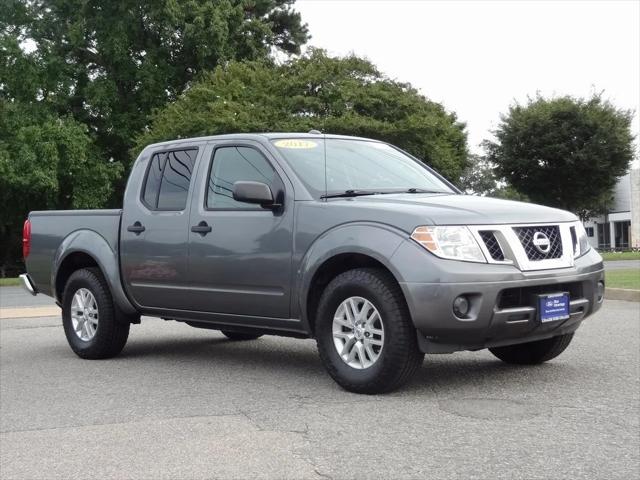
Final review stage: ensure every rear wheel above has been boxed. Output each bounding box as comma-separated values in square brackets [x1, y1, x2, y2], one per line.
[221, 331, 263, 341]
[315, 268, 424, 394]
[489, 333, 574, 365]
[62, 268, 129, 359]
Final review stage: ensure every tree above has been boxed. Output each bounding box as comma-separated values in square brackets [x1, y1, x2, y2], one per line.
[458, 154, 528, 201]
[135, 49, 469, 181]
[0, 0, 309, 174]
[485, 94, 635, 218]
[0, 100, 121, 275]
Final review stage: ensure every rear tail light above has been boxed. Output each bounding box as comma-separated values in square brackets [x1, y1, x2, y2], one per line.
[22, 219, 31, 259]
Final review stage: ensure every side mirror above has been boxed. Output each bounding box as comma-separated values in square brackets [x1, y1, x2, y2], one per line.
[232, 181, 280, 209]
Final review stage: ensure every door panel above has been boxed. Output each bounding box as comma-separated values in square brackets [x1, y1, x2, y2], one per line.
[186, 142, 294, 318]
[120, 147, 200, 310]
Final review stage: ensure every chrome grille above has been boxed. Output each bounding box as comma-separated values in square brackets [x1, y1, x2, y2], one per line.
[479, 231, 504, 261]
[513, 225, 563, 261]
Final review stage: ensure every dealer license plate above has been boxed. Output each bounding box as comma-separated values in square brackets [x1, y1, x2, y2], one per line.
[538, 293, 570, 323]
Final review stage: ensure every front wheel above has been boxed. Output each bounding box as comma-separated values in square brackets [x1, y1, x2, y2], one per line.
[62, 268, 130, 359]
[316, 268, 424, 394]
[489, 333, 574, 365]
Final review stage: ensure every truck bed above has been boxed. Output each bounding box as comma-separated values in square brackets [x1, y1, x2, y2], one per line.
[28, 209, 122, 297]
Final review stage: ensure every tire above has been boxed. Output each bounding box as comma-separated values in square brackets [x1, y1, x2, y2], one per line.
[315, 268, 424, 394]
[489, 333, 574, 365]
[62, 267, 130, 359]
[221, 331, 263, 341]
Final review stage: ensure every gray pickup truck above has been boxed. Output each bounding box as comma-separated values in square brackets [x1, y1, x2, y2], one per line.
[21, 133, 605, 393]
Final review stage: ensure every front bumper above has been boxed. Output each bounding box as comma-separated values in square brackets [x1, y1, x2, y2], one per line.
[396, 246, 604, 353]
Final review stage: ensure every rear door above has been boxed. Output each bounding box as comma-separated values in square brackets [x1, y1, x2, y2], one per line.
[185, 140, 294, 319]
[120, 146, 201, 310]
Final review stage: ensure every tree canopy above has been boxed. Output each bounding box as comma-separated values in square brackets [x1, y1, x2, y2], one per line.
[485, 94, 635, 218]
[458, 154, 526, 201]
[136, 49, 468, 181]
[0, 100, 121, 274]
[1, 0, 309, 171]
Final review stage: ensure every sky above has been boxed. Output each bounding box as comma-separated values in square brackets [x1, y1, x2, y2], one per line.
[295, 0, 640, 158]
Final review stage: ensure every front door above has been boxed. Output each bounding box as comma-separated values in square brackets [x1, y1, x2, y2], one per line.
[120, 146, 200, 310]
[186, 142, 294, 319]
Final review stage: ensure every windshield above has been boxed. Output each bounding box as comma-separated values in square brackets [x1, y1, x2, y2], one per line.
[271, 138, 455, 197]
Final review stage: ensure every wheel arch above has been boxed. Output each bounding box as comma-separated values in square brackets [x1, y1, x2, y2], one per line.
[53, 230, 137, 316]
[297, 223, 410, 336]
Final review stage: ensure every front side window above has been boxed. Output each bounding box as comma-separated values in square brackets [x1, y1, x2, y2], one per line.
[272, 138, 454, 197]
[207, 146, 276, 209]
[142, 149, 197, 210]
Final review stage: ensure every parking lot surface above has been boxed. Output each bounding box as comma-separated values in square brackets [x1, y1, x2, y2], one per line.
[0, 295, 638, 479]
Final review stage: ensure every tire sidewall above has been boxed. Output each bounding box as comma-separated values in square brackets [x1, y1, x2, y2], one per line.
[317, 275, 401, 387]
[62, 270, 112, 356]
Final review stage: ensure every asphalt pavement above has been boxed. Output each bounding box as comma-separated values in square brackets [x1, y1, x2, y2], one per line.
[1, 289, 639, 479]
[603, 259, 640, 270]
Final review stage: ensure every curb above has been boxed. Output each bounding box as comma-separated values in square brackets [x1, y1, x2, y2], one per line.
[0, 306, 60, 319]
[606, 288, 640, 302]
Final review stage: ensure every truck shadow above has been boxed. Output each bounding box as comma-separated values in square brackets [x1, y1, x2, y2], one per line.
[118, 333, 578, 394]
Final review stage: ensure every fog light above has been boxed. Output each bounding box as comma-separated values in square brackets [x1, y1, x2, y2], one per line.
[453, 296, 470, 318]
[597, 281, 605, 303]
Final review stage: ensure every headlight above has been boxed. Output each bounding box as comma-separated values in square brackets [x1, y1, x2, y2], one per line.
[572, 221, 591, 258]
[411, 226, 486, 263]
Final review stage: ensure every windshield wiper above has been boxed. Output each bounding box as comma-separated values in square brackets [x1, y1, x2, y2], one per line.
[321, 188, 451, 199]
[403, 188, 450, 194]
[320, 190, 384, 199]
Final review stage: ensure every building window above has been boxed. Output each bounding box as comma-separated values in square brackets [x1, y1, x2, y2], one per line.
[597, 223, 611, 250]
[614, 221, 631, 249]
[585, 227, 594, 237]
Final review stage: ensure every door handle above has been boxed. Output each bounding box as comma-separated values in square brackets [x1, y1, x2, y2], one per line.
[191, 221, 212, 235]
[127, 221, 145, 234]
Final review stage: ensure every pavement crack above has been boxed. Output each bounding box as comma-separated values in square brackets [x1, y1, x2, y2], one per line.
[0, 412, 244, 435]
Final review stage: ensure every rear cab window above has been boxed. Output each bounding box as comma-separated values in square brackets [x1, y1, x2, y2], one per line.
[141, 149, 198, 211]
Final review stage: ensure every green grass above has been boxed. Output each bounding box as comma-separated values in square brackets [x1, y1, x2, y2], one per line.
[600, 251, 640, 261]
[0, 277, 20, 287]
[606, 269, 640, 290]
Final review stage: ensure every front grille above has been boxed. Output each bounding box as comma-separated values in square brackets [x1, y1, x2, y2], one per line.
[479, 231, 505, 261]
[498, 282, 583, 309]
[513, 225, 562, 261]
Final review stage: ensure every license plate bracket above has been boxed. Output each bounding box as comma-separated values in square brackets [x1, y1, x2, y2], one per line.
[537, 292, 570, 323]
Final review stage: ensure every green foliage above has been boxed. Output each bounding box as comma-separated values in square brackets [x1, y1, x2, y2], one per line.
[0, 0, 308, 273]
[136, 49, 468, 180]
[600, 251, 640, 261]
[605, 269, 640, 290]
[458, 154, 528, 201]
[1, 0, 309, 172]
[0, 100, 121, 274]
[485, 94, 635, 218]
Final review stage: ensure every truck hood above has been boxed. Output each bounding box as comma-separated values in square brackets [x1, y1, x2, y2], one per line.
[339, 193, 577, 226]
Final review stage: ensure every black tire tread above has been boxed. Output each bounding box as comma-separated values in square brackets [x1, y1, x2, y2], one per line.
[316, 268, 423, 394]
[489, 333, 574, 365]
[62, 267, 129, 359]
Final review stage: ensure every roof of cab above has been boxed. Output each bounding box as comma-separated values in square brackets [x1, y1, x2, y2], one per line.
[144, 132, 382, 150]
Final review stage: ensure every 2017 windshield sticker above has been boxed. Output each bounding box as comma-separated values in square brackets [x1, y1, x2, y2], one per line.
[274, 139, 318, 149]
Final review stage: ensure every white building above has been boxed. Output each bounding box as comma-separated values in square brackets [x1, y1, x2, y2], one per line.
[583, 168, 640, 250]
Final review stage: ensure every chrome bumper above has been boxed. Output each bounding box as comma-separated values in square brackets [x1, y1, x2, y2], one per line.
[19, 273, 37, 296]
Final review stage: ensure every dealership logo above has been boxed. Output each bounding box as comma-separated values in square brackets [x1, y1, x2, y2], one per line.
[532, 232, 551, 254]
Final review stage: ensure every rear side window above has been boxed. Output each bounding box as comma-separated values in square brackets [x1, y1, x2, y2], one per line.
[142, 153, 165, 207]
[207, 146, 276, 209]
[142, 149, 197, 210]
